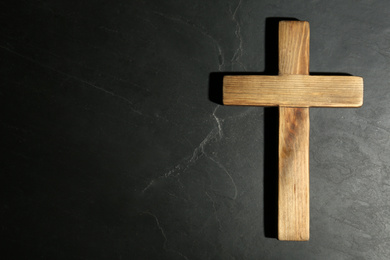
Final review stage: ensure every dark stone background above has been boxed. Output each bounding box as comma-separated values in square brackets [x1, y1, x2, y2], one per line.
[2, 0, 390, 259]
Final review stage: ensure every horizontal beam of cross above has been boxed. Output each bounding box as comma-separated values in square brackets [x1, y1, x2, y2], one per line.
[223, 75, 363, 107]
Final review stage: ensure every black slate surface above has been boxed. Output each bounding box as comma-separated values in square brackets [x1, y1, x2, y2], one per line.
[2, 0, 390, 259]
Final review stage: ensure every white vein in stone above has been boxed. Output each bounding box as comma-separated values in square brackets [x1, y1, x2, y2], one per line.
[143, 212, 189, 260]
[142, 106, 224, 191]
[213, 106, 223, 138]
[207, 156, 238, 200]
[152, 11, 225, 71]
[205, 192, 223, 231]
[230, 0, 246, 71]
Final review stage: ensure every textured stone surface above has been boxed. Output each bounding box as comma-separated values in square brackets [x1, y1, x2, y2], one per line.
[2, 0, 390, 259]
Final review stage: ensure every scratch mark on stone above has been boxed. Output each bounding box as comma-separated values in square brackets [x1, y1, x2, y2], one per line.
[213, 106, 223, 138]
[174, 250, 190, 260]
[205, 192, 223, 231]
[143, 212, 189, 260]
[207, 156, 238, 200]
[83, 81, 143, 115]
[143, 212, 167, 248]
[229, 0, 246, 71]
[152, 11, 225, 71]
[0, 44, 143, 115]
[165, 105, 223, 177]
[142, 180, 154, 193]
[143, 106, 224, 192]
[165, 163, 183, 178]
[189, 128, 218, 164]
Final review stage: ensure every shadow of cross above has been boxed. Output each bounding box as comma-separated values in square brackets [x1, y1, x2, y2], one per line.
[223, 21, 364, 241]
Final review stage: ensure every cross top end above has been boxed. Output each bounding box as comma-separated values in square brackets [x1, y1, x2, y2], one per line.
[223, 21, 363, 108]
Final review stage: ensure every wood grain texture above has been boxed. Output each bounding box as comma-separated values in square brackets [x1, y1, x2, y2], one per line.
[223, 75, 363, 107]
[278, 21, 310, 241]
[279, 21, 310, 75]
[278, 107, 310, 241]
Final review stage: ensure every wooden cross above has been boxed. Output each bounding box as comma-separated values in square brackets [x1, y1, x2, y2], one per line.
[223, 21, 363, 241]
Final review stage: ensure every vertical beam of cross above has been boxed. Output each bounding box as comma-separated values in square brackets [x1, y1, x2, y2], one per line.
[278, 21, 310, 241]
